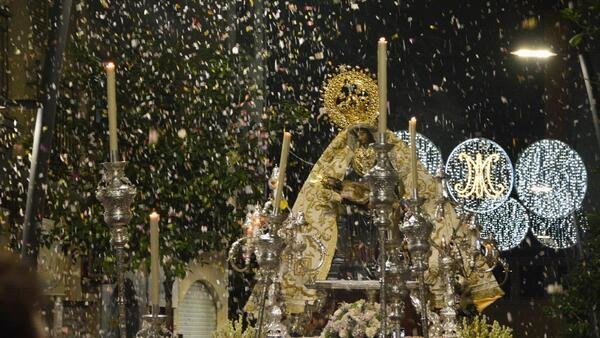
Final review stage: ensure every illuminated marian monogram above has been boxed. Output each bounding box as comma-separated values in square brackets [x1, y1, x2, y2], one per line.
[454, 152, 506, 198]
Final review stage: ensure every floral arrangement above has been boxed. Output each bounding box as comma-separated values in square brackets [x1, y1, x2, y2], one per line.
[321, 299, 381, 338]
[457, 315, 513, 338]
[211, 315, 255, 338]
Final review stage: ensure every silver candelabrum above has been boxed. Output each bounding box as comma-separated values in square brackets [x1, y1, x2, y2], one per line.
[254, 213, 287, 338]
[403, 198, 434, 338]
[229, 205, 325, 338]
[385, 225, 411, 338]
[364, 134, 409, 338]
[96, 161, 136, 338]
[438, 247, 458, 338]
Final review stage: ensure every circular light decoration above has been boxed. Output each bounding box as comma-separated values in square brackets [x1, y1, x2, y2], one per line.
[445, 138, 514, 213]
[515, 139, 587, 219]
[530, 211, 587, 250]
[396, 130, 443, 176]
[475, 198, 529, 251]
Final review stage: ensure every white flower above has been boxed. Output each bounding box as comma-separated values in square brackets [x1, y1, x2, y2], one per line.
[321, 300, 381, 338]
[362, 310, 375, 322]
[352, 327, 365, 337]
[365, 327, 377, 338]
[348, 307, 360, 319]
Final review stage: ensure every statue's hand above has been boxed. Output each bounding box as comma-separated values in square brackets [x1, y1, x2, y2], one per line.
[340, 181, 370, 205]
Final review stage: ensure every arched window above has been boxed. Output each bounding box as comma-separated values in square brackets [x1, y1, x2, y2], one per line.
[176, 281, 217, 338]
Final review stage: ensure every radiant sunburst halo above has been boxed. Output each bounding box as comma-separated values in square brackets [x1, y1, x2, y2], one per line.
[321, 65, 379, 129]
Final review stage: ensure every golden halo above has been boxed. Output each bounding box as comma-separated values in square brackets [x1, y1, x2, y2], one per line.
[321, 65, 379, 129]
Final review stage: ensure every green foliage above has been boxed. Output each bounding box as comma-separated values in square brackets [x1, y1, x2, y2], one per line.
[211, 315, 255, 338]
[561, 1, 600, 47]
[0, 0, 310, 281]
[457, 315, 513, 338]
[42, 1, 259, 278]
[547, 213, 600, 337]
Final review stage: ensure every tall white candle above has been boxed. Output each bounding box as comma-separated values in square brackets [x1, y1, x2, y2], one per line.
[409, 117, 418, 199]
[377, 37, 388, 140]
[149, 212, 160, 309]
[105, 62, 118, 162]
[273, 132, 292, 214]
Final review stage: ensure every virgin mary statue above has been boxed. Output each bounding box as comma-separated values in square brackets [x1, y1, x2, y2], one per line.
[248, 66, 504, 324]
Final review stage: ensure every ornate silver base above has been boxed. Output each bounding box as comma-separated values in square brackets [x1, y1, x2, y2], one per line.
[135, 314, 173, 338]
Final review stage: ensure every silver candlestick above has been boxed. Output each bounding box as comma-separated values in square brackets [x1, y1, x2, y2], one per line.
[438, 244, 458, 338]
[385, 226, 410, 338]
[254, 213, 287, 338]
[228, 207, 290, 338]
[229, 204, 326, 338]
[434, 167, 450, 222]
[364, 138, 401, 338]
[257, 212, 326, 338]
[96, 161, 136, 338]
[403, 198, 434, 338]
[264, 281, 288, 338]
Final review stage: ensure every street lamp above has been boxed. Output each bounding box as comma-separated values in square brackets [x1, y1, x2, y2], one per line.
[510, 48, 557, 58]
[511, 44, 600, 152]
